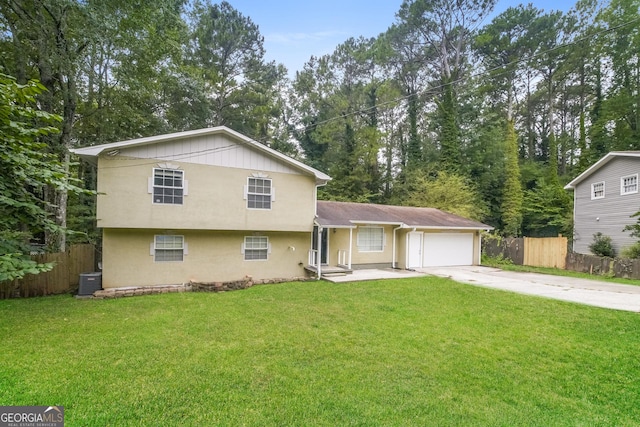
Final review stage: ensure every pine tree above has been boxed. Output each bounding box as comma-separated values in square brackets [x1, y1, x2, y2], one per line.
[501, 121, 523, 236]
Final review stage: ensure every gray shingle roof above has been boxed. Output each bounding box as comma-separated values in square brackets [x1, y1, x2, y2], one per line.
[316, 201, 492, 230]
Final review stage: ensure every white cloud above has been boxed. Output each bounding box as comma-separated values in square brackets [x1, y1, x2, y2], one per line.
[266, 30, 348, 45]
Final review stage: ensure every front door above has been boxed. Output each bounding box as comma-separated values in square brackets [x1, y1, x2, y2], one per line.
[312, 226, 329, 264]
[407, 231, 422, 269]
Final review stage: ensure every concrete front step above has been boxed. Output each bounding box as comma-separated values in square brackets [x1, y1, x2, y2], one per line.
[305, 265, 353, 277]
[322, 272, 348, 277]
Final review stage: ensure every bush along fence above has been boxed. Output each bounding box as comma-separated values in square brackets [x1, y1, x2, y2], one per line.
[0, 244, 96, 299]
[484, 236, 640, 280]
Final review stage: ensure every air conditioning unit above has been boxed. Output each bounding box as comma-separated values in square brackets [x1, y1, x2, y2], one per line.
[78, 272, 102, 296]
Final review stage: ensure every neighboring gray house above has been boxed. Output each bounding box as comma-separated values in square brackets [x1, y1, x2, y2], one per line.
[565, 151, 640, 255]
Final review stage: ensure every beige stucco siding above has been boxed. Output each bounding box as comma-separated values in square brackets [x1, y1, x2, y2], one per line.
[325, 228, 352, 265]
[397, 229, 410, 269]
[471, 231, 481, 264]
[352, 225, 395, 265]
[96, 157, 317, 231]
[102, 229, 311, 288]
[329, 225, 396, 266]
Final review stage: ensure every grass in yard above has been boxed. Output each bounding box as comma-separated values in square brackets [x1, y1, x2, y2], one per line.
[1, 277, 640, 426]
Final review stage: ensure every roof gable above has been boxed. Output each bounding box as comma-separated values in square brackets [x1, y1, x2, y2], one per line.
[316, 201, 492, 230]
[565, 151, 640, 190]
[70, 126, 331, 185]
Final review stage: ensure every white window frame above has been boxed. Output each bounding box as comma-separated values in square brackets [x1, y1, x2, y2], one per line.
[242, 236, 270, 261]
[245, 177, 274, 210]
[356, 226, 385, 252]
[152, 235, 186, 262]
[591, 181, 605, 200]
[151, 168, 185, 205]
[621, 174, 638, 195]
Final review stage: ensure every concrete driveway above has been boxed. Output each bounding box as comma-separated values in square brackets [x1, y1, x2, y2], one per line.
[418, 266, 640, 312]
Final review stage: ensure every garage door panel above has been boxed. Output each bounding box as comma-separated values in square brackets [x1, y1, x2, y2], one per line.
[422, 233, 474, 267]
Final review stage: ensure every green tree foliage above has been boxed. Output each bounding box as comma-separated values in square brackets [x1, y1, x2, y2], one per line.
[0, 0, 186, 250]
[438, 80, 461, 172]
[292, 37, 388, 202]
[501, 121, 523, 236]
[0, 0, 88, 251]
[623, 209, 640, 239]
[186, 1, 287, 140]
[397, 0, 497, 172]
[621, 242, 640, 259]
[474, 5, 540, 121]
[522, 178, 573, 237]
[464, 111, 506, 228]
[378, 23, 427, 172]
[2, 0, 639, 243]
[597, 0, 640, 150]
[621, 209, 640, 258]
[0, 74, 85, 281]
[73, 0, 187, 142]
[394, 170, 487, 221]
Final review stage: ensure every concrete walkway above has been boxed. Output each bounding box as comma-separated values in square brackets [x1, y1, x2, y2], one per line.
[418, 266, 640, 312]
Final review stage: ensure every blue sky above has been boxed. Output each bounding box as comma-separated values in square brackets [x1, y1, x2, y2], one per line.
[227, 0, 577, 78]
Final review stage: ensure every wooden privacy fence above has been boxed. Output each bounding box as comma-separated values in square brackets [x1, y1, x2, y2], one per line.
[484, 236, 568, 269]
[0, 244, 96, 299]
[524, 237, 568, 269]
[485, 236, 640, 279]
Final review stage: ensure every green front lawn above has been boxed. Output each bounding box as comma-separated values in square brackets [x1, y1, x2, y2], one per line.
[2, 278, 640, 425]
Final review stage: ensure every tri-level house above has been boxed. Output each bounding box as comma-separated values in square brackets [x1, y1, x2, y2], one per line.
[72, 127, 491, 289]
[565, 151, 640, 254]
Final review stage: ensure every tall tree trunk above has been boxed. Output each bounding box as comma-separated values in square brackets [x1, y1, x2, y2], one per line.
[547, 72, 559, 183]
[526, 71, 535, 159]
[8, 20, 26, 84]
[501, 120, 523, 236]
[406, 91, 421, 170]
[439, 78, 460, 173]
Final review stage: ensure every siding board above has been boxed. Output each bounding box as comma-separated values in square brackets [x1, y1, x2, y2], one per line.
[121, 134, 300, 175]
[573, 157, 640, 254]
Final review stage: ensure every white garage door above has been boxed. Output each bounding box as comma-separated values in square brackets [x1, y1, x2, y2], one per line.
[422, 233, 474, 267]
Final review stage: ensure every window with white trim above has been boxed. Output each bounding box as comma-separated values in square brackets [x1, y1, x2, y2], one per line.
[246, 177, 273, 209]
[152, 168, 184, 204]
[621, 174, 638, 195]
[153, 235, 185, 262]
[243, 236, 269, 261]
[357, 227, 384, 252]
[591, 181, 605, 200]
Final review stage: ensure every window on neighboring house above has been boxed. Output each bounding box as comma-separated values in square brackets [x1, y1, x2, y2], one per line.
[357, 226, 384, 252]
[243, 236, 269, 260]
[152, 168, 184, 204]
[621, 174, 638, 195]
[246, 177, 273, 209]
[153, 235, 185, 262]
[591, 181, 605, 200]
